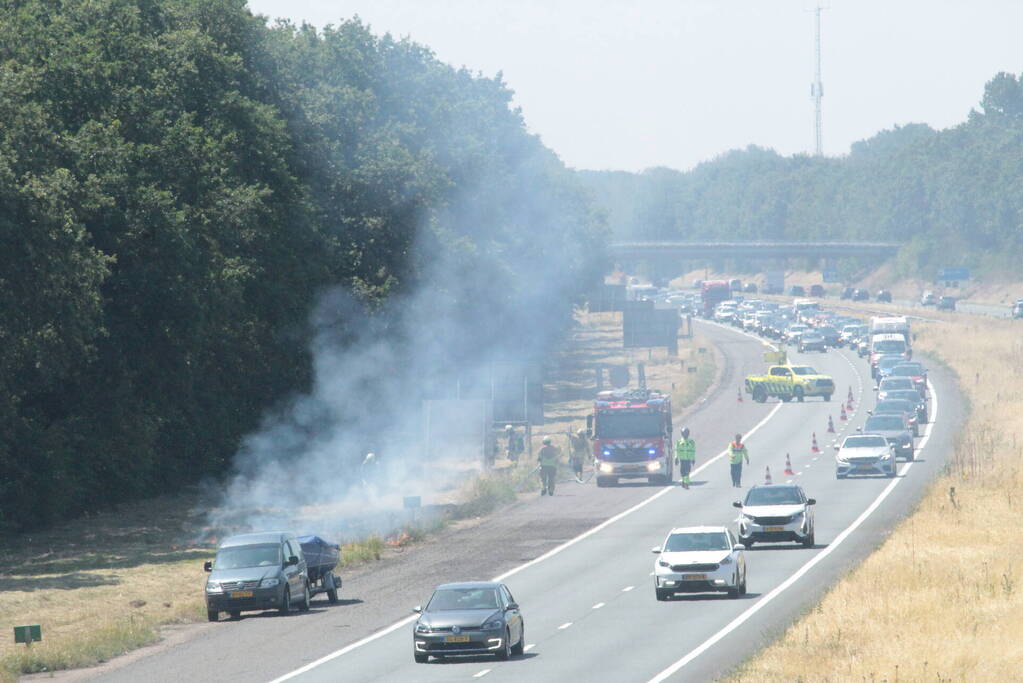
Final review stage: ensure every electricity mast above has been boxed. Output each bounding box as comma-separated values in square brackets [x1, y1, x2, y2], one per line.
[810, 4, 825, 156]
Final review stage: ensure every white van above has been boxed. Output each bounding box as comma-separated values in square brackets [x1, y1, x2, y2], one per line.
[869, 333, 911, 377]
[870, 316, 910, 344]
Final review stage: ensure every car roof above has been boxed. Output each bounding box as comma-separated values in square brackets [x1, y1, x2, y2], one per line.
[668, 526, 728, 534]
[843, 433, 889, 444]
[746, 484, 803, 494]
[434, 581, 503, 591]
[219, 531, 293, 548]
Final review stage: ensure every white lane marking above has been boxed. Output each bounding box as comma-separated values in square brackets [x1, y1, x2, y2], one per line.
[622, 585, 634, 592]
[270, 325, 786, 682]
[473, 669, 491, 678]
[558, 622, 573, 630]
[592, 602, 605, 610]
[524, 643, 535, 652]
[647, 378, 939, 682]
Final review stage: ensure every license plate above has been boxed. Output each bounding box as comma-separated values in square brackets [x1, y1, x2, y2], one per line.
[764, 526, 784, 532]
[857, 464, 875, 471]
[444, 635, 471, 643]
[230, 591, 253, 598]
[681, 574, 706, 581]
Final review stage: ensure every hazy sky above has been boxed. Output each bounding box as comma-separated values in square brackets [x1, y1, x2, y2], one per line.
[247, 1, 1023, 172]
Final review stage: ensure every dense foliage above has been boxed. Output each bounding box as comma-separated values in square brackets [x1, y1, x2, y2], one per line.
[579, 72, 1023, 277]
[0, 0, 605, 530]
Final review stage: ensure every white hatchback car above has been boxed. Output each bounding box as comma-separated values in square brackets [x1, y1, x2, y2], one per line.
[835, 433, 897, 478]
[733, 484, 816, 548]
[651, 526, 746, 601]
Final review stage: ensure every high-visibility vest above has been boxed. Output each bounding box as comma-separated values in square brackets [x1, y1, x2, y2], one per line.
[675, 438, 696, 461]
[538, 445, 560, 467]
[729, 442, 748, 464]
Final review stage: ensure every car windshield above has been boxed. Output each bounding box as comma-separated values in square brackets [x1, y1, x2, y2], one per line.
[891, 364, 924, 376]
[873, 340, 907, 354]
[745, 487, 803, 505]
[214, 544, 281, 570]
[791, 367, 817, 375]
[595, 412, 663, 438]
[865, 416, 905, 431]
[427, 588, 500, 612]
[887, 390, 922, 402]
[877, 357, 903, 370]
[880, 378, 914, 390]
[844, 436, 887, 448]
[663, 532, 730, 552]
[876, 400, 914, 413]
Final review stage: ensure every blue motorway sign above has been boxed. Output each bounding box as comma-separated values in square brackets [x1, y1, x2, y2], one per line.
[938, 267, 970, 281]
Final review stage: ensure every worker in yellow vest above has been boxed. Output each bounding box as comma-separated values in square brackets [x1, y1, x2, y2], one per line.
[728, 434, 750, 488]
[537, 436, 561, 496]
[675, 427, 696, 489]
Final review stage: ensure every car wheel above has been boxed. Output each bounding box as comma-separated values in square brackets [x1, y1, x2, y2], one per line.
[495, 629, 512, 661]
[414, 652, 429, 664]
[207, 610, 219, 622]
[229, 610, 241, 619]
[278, 586, 291, 615]
[511, 624, 525, 656]
[326, 573, 339, 604]
[741, 540, 753, 549]
[794, 387, 805, 402]
[752, 387, 767, 403]
[655, 587, 672, 601]
[836, 472, 846, 479]
[823, 393, 832, 402]
[727, 581, 740, 599]
[298, 581, 311, 612]
[887, 467, 897, 478]
[802, 532, 815, 548]
[739, 570, 748, 596]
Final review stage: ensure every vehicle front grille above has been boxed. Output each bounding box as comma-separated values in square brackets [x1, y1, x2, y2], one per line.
[752, 516, 793, 525]
[670, 563, 719, 572]
[815, 379, 835, 389]
[425, 641, 486, 651]
[219, 580, 260, 591]
[849, 457, 878, 465]
[606, 448, 651, 463]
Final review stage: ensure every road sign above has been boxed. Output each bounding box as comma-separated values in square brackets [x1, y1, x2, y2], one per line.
[14, 625, 41, 645]
[822, 268, 841, 283]
[937, 267, 970, 281]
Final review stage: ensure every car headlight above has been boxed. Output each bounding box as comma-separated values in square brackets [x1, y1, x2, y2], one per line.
[415, 622, 433, 634]
[720, 555, 734, 565]
[646, 461, 661, 472]
[879, 451, 892, 460]
[482, 619, 505, 631]
[260, 578, 280, 588]
[836, 454, 848, 464]
[206, 581, 223, 593]
[658, 560, 670, 568]
[599, 462, 614, 473]
[791, 512, 804, 521]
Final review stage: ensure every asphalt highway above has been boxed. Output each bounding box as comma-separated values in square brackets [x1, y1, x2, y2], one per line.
[83, 321, 962, 683]
[269, 325, 963, 683]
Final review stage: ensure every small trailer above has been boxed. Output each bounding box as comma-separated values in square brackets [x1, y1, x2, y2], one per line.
[298, 535, 342, 604]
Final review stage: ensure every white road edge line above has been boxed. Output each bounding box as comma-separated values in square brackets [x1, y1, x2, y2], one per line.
[558, 622, 573, 630]
[473, 669, 491, 678]
[646, 378, 938, 683]
[622, 586, 634, 592]
[592, 603, 605, 609]
[269, 324, 783, 683]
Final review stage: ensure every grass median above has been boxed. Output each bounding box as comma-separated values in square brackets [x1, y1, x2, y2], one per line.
[730, 307, 1023, 681]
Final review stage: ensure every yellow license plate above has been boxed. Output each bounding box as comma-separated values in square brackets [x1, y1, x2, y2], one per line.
[444, 635, 471, 643]
[230, 591, 253, 598]
[682, 574, 706, 581]
[765, 526, 784, 532]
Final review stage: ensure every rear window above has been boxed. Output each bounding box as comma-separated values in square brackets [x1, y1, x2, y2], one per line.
[891, 364, 924, 376]
[880, 378, 915, 391]
[876, 400, 914, 413]
[873, 339, 907, 354]
[865, 415, 905, 431]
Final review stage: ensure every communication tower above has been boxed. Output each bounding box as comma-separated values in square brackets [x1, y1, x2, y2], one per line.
[810, 4, 825, 156]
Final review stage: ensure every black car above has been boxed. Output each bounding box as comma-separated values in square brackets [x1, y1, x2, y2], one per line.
[852, 288, 870, 301]
[885, 389, 929, 424]
[809, 284, 825, 297]
[876, 289, 892, 303]
[816, 325, 842, 346]
[873, 399, 920, 436]
[798, 332, 827, 353]
[863, 414, 914, 460]
[743, 282, 759, 293]
[937, 295, 956, 311]
[790, 285, 806, 296]
[413, 582, 525, 663]
[840, 286, 854, 300]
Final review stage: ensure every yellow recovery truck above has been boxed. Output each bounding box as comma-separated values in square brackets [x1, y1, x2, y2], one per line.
[744, 351, 835, 403]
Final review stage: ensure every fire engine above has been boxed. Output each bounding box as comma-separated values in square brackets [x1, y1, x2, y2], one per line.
[586, 389, 673, 487]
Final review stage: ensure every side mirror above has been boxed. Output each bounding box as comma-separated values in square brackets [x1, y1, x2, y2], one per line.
[866, 410, 873, 416]
[732, 501, 743, 508]
[872, 386, 878, 391]
[203, 561, 213, 572]
[413, 605, 422, 614]
[506, 602, 519, 611]
[733, 544, 745, 552]
[651, 546, 662, 554]
[287, 555, 300, 566]
[806, 498, 816, 505]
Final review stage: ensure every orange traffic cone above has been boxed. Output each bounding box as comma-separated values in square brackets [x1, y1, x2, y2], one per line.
[811, 432, 820, 453]
[764, 465, 773, 485]
[784, 453, 795, 475]
[737, 388, 743, 403]
[827, 415, 835, 433]
[840, 404, 848, 421]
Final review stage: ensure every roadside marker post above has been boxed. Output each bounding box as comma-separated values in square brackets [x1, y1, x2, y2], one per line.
[14, 625, 41, 648]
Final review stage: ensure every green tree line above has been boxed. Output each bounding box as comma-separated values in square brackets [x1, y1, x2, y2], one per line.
[579, 72, 1023, 278]
[0, 0, 605, 531]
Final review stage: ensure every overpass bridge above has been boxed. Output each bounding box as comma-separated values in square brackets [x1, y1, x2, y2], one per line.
[609, 241, 902, 261]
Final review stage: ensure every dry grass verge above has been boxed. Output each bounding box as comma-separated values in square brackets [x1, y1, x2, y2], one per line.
[731, 308, 1023, 681]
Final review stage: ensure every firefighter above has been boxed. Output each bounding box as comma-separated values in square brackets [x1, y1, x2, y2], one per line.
[729, 434, 750, 488]
[537, 436, 561, 496]
[505, 425, 524, 462]
[568, 428, 589, 478]
[675, 427, 696, 489]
